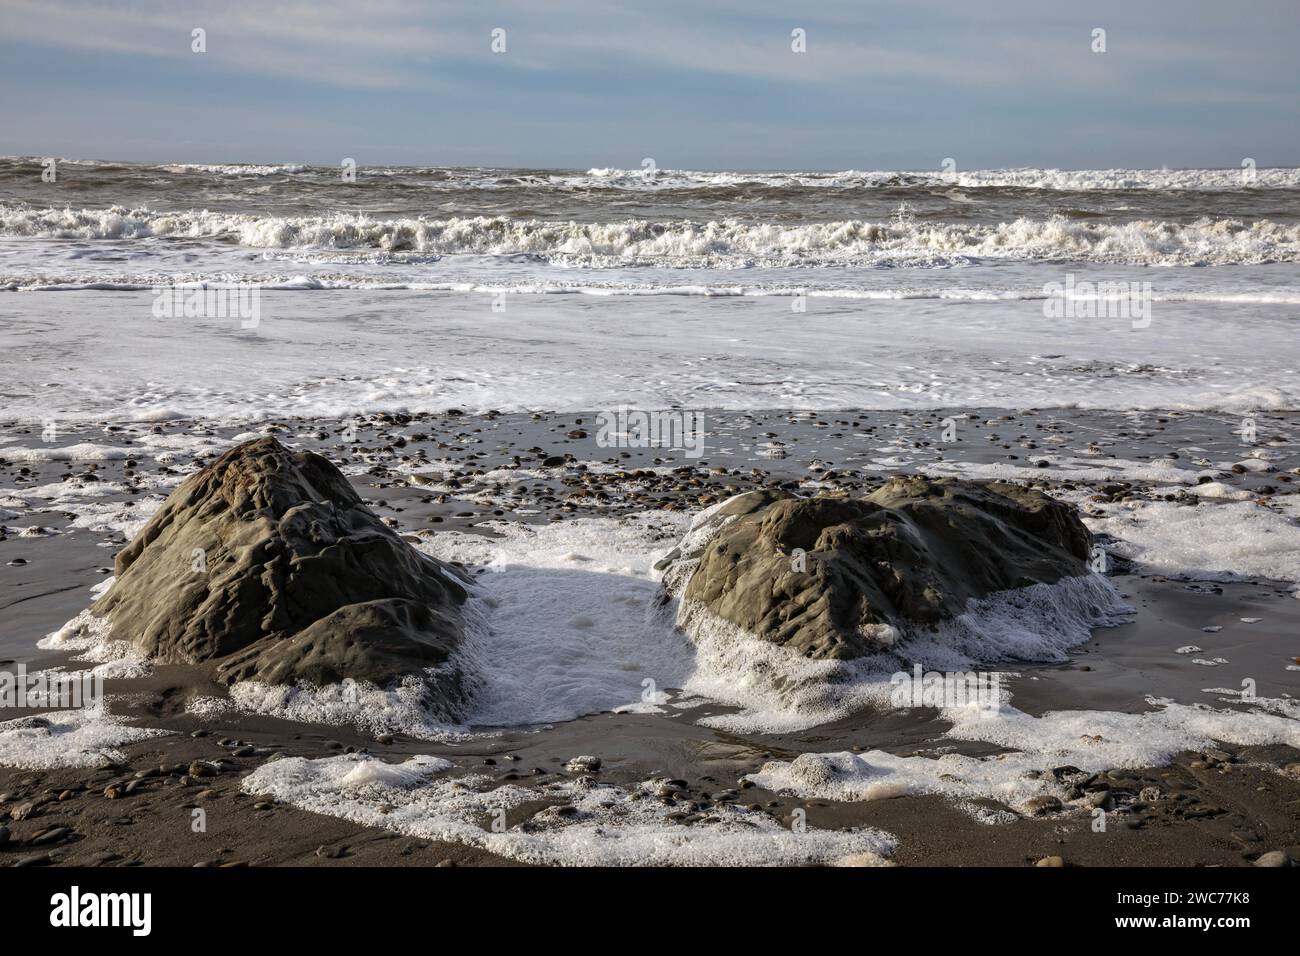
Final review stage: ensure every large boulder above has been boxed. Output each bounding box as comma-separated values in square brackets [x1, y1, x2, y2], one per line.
[93, 437, 470, 706]
[656, 477, 1101, 660]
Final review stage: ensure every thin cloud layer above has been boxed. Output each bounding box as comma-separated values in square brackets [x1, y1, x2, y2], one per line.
[1, 0, 1296, 167]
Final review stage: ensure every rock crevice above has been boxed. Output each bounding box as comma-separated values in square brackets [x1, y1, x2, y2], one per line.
[657, 477, 1103, 660]
[94, 437, 470, 706]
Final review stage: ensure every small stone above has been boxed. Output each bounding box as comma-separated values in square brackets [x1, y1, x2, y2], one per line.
[30, 826, 71, 846]
[564, 755, 602, 773]
[1035, 855, 1065, 867]
[9, 800, 43, 820]
[1086, 791, 1114, 811]
[1022, 795, 1062, 817]
[1253, 850, 1294, 867]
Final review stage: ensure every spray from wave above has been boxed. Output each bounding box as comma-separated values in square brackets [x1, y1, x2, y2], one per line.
[4, 205, 1299, 267]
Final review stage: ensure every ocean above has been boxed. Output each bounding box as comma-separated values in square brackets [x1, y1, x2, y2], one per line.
[2, 158, 1299, 423]
[2, 158, 1300, 870]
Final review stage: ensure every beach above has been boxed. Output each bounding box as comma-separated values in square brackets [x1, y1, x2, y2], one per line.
[2, 407, 1297, 866]
[2, 159, 1299, 867]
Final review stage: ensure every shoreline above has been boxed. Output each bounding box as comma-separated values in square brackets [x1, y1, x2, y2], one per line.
[1, 407, 1298, 866]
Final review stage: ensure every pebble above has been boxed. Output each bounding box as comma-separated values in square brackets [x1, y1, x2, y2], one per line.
[1022, 795, 1062, 816]
[564, 755, 602, 773]
[1034, 855, 1065, 867]
[1085, 791, 1114, 810]
[1253, 850, 1295, 867]
[30, 826, 71, 846]
[10, 800, 43, 820]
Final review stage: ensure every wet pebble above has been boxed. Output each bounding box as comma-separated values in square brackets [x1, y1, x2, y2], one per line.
[1022, 795, 1062, 817]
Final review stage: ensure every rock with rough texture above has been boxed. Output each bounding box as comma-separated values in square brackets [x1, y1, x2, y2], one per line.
[657, 477, 1099, 660]
[94, 437, 470, 702]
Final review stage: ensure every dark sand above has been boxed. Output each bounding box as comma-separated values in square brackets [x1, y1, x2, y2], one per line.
[1, 407, 1298, 866]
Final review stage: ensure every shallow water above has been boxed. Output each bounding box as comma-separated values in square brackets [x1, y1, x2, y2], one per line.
[3, 160, 1298, 421]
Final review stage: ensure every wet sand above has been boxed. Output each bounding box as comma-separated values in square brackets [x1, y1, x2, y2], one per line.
[1, 407, 1298, 866]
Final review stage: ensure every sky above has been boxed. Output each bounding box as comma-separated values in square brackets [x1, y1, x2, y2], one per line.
[1, 0, 1297, 171]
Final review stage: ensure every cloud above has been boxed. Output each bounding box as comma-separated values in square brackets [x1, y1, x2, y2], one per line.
[3, 0, 1294, 96]
[1, 0, 1295, 167]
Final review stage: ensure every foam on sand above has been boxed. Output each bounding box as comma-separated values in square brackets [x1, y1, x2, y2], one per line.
[417, 514, 697, 727]
[0, 706, 168, 770]
[36, 607, 152, 679]
[243, 753, 895, 866]
[224, 676, 476, 742]
[1084, 498, 1300, 582]
[747, 696, 1300, 816]
[424, 510, 1128, 734]
[678, 572, 1131, 734]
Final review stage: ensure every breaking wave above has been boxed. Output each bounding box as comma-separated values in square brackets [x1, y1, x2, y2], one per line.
[5, 205, 1300, 267]
[6, 158, 1299, 191]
